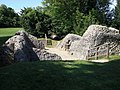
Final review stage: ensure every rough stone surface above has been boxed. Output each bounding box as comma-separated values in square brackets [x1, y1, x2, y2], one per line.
[1, 30, 61, 64]
[33, 48, 61, 60]
[82, 25, 119, 47]
[0, 46, 14, 66]
[57, 34, 81, 50]
[69, 38, 90, 60]
[58, 25, 120, 60]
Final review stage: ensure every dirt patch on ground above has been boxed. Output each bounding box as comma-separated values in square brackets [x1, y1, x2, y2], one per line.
[46, 47, 109, 63]
[90, 59, 109, 63]
[46, 47, 79, 60]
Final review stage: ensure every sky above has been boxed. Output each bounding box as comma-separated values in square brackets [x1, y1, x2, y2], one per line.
[109, 0, 117, 10]
[96, 0, 117, 19]
[107, 0, 117, 19]
[0, 0, 43, 13]
[0, 0, 118, 14]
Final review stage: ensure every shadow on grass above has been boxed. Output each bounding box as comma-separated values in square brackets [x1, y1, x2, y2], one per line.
[0, 60, 120, 90]
[0, 36, 11, 46]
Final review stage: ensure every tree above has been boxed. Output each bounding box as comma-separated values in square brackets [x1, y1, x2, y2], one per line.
[110, 1, 120, 30]
[100, 0, 120, 30]
[73, 9, 97, 35]
[114, 1, 120, 30]
[0, 4, 20, 27]
[42, 0, 109, 37]
[20, 7, 52, 37]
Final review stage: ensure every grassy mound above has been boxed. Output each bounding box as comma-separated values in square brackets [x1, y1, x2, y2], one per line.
[0, 60, 120, 90]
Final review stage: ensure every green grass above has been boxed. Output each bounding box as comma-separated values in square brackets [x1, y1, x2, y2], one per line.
[0, 60, 120, 90]
[0, 28, 22, 37]
[109, 55, 120, 61]
[0, 28, 22, 46]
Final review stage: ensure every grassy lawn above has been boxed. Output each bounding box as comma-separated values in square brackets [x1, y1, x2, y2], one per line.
[0, 28, 22, 37]
[0, 28, 22, 46]
[0, 60, 120, 90]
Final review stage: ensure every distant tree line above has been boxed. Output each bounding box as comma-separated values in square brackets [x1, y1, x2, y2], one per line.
[0, 0, 120, 38]
[0, 4, 20, 27]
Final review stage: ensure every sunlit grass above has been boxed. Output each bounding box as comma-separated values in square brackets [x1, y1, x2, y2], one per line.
[0, 28, 22, 37]
[0, 28, 22, 46]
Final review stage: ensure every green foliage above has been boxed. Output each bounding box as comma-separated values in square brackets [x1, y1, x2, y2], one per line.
[0, 4, 20, 27]
[73, 9, 97, 35]
[20, 7, 52, 37]
[1, 1, 119, 39]
[42, 0, 110, 37]
[94, 0, 120, 30]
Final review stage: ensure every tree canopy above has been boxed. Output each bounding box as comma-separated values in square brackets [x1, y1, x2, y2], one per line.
[41, 0, 111, 37]
[0, 0, 120, 38]
[20, 7, 52, 37]
[0, 4, 20, 27]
